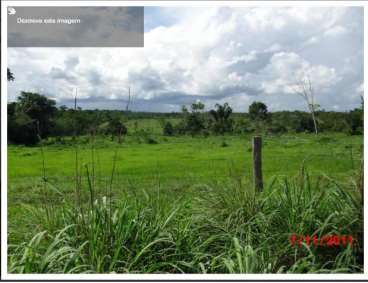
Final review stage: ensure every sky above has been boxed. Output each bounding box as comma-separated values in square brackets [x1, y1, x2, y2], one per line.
[7, 6, 363, 112]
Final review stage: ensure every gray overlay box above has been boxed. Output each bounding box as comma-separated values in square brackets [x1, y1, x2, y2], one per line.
[8, 7, 144, 47]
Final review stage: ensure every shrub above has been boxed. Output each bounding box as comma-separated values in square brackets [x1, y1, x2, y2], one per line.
[220, 141, 229, 147]
[146, 137, 158, 144]
[295, 116, 315, 133]
[233, 119, 255, 134]
[267, 122, 287, 135]
[163, 121, 174, 136]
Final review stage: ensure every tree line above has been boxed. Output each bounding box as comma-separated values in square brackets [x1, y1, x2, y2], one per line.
[7, 91, 363, 145]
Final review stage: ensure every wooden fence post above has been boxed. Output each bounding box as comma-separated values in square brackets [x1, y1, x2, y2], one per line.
[253, 136, 263, 192]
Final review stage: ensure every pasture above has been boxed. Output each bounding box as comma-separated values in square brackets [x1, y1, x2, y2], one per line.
[7, 131, 364, 273]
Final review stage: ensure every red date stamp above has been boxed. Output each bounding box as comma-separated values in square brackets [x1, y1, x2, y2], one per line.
[290, 234, 353, 248]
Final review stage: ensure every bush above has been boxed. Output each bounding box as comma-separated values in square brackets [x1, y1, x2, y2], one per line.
[348, 104, 363, 135]
[174, 121, 187, 135]
[146, 137, 158, 144]
[8, 112, 39, 145]
[267, 122, 287, 135]
[234, 119, 255, 134]
[202, 130, 210, 138]
[295, 116, 315, 133]
[163, 121, 174, 136]
[317, 136, 336, 144]
[220, 141, 229, 147]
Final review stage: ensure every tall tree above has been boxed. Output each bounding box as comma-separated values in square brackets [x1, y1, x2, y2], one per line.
[209, 103, 233, 134]
[16, 92, 57, 137]
[249, 101, 269, 121]
[181, 100, 206, 136]
[292, 74, 319, 135]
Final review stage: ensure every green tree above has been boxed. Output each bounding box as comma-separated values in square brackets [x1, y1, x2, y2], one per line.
[349, 97, 363, 135]
[180, 100, 206, 136]
[8, 111, 39, 145]
[51, 107, 74, 138]
[108, 116, 128, 142]
[296, 115, 315, 133]
[249, 102, 269, 121]
[191, 100, 205, 112]
[209, 103, 233, 134]
[16, 92, 57, 138]
[163, 121, 174, 136]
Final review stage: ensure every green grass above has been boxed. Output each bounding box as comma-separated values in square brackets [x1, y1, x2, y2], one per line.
[8, 133, 362, 182]
[7, 132, 363, 273]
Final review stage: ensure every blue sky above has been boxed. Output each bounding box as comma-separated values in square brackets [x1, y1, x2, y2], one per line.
[8, 6, 363, 112]
[144, 7, 178, 31]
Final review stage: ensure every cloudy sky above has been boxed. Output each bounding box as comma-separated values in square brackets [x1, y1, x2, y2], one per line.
[7, 6, 363, 112]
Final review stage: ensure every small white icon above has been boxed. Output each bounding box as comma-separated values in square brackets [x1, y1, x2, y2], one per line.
[8, 7, 16, 15]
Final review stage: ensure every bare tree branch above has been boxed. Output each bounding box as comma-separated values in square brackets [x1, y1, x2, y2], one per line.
[291, 73, 319, 134]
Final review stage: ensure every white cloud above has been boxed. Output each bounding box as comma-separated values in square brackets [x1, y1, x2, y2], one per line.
[7, 6, 363, 112]
[324, 25, 348, 37]
[260, 52, 339, 96]
[356, 83, 364, 95]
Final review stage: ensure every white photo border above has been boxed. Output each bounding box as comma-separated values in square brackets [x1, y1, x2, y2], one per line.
[1, 0, 367, 281]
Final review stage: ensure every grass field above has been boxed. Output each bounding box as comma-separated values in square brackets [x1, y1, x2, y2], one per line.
[8, 133, 362, 182]
[7, 132, 364, 273]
